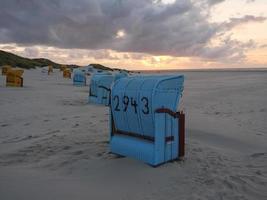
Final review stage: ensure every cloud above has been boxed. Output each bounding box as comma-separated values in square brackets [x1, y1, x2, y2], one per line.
[24, 47, 40, 57]
[200, 38, 256, 61]
[259, 44, 267, 48]
[0, 45, 17, 50]
[206, 0, 225, 6]
[88, 49, 120, 60]
[246, 0, 255, 3]
[0, 0, 264, 61]
[222, 15, 266, 30]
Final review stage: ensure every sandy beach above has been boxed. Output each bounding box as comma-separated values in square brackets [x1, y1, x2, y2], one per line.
[0, 69, 266, 200]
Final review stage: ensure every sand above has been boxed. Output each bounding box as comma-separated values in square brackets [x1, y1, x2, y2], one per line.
[0, 68, 266, 200]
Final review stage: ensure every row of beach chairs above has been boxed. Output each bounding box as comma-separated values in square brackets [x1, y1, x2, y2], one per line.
[1, 64, 185, 166]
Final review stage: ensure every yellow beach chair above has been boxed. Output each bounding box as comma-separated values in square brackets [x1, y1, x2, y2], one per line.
[60, 65, 67, 72]
[63, 68, 71, 79]
[6, 69, 24, 87]
[48, 65, 53, 75]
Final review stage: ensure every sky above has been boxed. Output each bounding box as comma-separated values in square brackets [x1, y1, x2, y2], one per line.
[0, 0, 266, 70]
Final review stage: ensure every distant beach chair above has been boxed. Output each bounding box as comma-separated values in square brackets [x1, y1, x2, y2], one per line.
[88, 72, 114, 106]
[84, 65, 95, 74]
[48, 65, 53, 75]
[1, 65, 12, 75]
[109, 75, 185, 166]
[63, 68, 71, 79]
[73, 69, 86, 86]
[60, 65, 67, 72]
[6, 69, 24, 87]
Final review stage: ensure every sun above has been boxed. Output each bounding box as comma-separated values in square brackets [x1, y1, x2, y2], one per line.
[116, 30, 126, 39]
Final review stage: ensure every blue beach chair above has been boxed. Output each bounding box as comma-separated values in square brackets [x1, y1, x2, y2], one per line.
[88, 71, 128, 106]
[73, 69, 86, 86]
[88, 73, 114, 106]
[109, 75, 185, 166]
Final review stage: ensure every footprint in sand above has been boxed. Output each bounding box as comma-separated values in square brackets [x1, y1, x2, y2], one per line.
[97, 152, 104, 157]
[111, 154, 124, 159]
[72, 123, 79, 128]
[63, 146, 71, 150]
[46, 130, 60, 135]
[72, 150, 83, 155]
[1, 124, 9, 127]
[98, 140, 109, 144]
[250, 152, 265, 158]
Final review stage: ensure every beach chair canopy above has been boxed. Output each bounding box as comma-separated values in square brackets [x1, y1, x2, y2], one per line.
[111, 75, 184, 136]
[1, 65, 12, 75]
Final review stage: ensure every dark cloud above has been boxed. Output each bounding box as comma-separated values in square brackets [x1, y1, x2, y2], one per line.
[200, 38, 256, 61]
[222, 15, 266, 29]
[0, 0, 264, 60]
[246, 0, 255, 3]
[206, 0, 225, 6]
[259, 44, 267, 48]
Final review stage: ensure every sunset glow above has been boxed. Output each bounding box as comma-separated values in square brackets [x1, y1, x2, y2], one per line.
[0, 0, 266, 70]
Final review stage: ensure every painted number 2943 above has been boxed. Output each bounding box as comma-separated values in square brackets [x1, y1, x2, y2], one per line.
[113, 95, 149, 115]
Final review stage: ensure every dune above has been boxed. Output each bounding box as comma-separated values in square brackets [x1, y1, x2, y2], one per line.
[0, 69, 266, 200]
